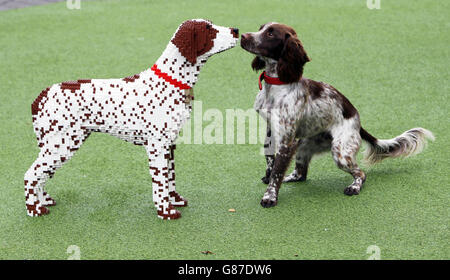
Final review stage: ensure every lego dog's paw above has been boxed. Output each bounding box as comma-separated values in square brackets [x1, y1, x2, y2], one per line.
[169, 191, 188, 207]
[157, 205, 181, 220]
[26, 203, 50, 217]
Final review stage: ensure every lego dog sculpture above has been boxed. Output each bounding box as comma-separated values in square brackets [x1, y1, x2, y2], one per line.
[25, 19, 239, 219]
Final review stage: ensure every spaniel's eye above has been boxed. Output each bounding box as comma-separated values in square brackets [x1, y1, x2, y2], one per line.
[268, 32, 273, 37]
[206, 24, 211, 29]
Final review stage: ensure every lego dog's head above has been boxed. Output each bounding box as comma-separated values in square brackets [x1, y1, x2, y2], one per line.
[171, 19, 239, 65]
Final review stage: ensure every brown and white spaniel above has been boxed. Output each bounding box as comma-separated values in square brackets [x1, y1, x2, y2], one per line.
[241, 22, 434, 208]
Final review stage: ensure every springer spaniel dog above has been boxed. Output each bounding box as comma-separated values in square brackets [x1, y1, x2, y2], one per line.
[241, 22, 434, 208]
[25, 19, 239, 219]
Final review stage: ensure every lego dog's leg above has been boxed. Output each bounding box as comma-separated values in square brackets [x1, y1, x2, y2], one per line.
[24, 152, 55, 216]
[167, 145, 188, 207]
[24, 128, 90, 216]
[24, 138, 66, 216]
[146, 141, 181, 220]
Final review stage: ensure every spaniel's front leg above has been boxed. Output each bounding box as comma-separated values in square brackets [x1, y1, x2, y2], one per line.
[260, 136, 298, 208]
[146, 141, 181, 220]
[261, 125, 275, 184]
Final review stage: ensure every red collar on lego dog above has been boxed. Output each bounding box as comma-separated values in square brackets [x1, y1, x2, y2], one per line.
[258, 71, 287, 90]
[151, 64, 191, 90]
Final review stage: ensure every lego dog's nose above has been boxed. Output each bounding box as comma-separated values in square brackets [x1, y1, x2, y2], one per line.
[231, 28, 239, 38]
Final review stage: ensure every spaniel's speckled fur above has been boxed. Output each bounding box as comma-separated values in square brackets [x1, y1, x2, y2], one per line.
[241, 22, 434, 207]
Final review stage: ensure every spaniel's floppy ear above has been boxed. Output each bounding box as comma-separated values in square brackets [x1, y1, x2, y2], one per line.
[251, 56, 266, 71]
[277, 36, 310, 83]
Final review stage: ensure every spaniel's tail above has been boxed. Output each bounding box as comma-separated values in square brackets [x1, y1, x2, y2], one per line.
[360, 127, 434, 165]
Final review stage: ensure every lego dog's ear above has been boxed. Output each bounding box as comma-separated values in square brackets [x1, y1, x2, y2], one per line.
[172, 21, 199, 65]
[252, 56, 266, 71]
[172, 20, 218, 65]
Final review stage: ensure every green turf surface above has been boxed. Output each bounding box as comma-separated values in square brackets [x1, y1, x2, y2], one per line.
[0, 0, 448, 260]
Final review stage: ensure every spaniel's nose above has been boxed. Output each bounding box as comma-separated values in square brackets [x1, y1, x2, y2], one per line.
[231, 28, 239, 38]
[241, 33, 250, 40]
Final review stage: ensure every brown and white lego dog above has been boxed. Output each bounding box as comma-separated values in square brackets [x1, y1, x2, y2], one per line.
[25, 19, 239, 219]
[241, 22, 434, 208]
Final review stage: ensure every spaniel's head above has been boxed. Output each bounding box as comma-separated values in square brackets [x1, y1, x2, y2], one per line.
[241, 23, 310, 83]
[171, 19, 239, 65]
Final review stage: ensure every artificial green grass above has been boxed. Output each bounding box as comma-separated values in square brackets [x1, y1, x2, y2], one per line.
[0, 0, 448, 259]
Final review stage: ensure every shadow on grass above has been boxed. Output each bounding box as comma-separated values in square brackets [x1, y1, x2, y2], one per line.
[280, 164, 420, 197]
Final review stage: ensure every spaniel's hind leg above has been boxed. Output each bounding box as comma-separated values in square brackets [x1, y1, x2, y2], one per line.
[284, 133, 332, 183]
[331, 126, 366, 195]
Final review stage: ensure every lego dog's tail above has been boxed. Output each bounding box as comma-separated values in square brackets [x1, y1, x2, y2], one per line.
[360, 127, 434, 165]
